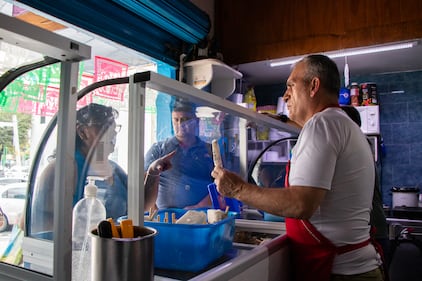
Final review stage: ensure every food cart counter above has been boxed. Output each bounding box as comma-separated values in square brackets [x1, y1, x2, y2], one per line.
[23, 216, 290, 281]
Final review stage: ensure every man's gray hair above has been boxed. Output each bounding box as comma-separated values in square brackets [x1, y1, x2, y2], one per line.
[301, 54, 340, 97]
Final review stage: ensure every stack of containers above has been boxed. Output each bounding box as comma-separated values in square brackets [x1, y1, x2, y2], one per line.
[340, 82, 378, 107]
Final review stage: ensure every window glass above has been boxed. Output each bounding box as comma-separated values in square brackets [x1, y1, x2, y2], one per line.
[0, 0, 165, 275]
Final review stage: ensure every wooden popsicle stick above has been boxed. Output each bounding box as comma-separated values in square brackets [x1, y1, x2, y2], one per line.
[149, 208, 158, 221]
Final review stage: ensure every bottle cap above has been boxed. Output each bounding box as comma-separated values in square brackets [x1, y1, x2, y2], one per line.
[84, 176, 104, 197]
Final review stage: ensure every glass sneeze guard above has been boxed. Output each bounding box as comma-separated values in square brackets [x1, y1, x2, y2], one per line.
[0, 11, 300, 281]
[0, 12, 90, 281]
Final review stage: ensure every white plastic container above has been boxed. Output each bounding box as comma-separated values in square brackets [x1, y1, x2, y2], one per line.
[72, 177, 106, 281]
[184, 58, 242, 98]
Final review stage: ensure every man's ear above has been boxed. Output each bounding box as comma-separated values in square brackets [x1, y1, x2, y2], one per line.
[76, 125, 86, 140]
[310, 77, 320, 97]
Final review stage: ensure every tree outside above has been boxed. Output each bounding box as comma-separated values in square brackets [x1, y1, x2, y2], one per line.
[0, 112, 32, 168]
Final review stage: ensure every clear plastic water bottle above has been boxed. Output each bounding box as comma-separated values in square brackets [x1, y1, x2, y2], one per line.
[72, 176, 106, 281]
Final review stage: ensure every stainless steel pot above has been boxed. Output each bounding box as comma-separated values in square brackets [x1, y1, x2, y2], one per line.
[391, 187, 420, 207]
[91, 225, 157, 281]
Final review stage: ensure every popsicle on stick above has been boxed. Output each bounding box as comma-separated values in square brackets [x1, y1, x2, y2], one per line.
[106, 218, 120, 238]
[212, 139, 223, 168]
[97, 220, 112, 238]
[120, 219, 134, 238]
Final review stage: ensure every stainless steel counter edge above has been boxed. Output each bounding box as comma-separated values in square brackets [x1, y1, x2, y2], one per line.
[386, 217, 422, 224]
[189, 234, 290, 281]
[234, 219, 286, 235]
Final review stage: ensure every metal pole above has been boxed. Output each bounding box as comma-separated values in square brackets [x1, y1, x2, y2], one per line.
[53, 61, 78, 281]
[12, 115, 21, 167]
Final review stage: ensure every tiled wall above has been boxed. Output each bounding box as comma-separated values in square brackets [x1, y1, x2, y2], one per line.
[256, 70, 422, 207]
[352, 70, 422, 207]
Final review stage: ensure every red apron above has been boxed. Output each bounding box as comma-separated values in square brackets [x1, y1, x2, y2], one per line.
[284, 160, 373, 281]
[286, 217, 370, 281]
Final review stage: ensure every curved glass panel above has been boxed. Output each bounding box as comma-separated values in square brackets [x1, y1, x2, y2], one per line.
[0, 41, 44, 76]
[0, 1, 159, 276]
[29, 92, 129, 236]
[248, 138, 296, 187]
[0, 42, 49, 271]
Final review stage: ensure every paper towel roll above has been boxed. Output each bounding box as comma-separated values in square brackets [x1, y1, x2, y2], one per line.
[284, 102, 289, 116]
[276, 96, 285, 114]
[230, 93, 243, 104]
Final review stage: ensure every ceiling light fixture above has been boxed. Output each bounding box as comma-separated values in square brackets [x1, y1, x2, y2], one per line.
[269, 41, 418, 67]
[269, 58, 301, 67]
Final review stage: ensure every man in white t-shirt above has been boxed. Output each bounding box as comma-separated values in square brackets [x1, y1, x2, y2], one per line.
[211, 55, 384, 281]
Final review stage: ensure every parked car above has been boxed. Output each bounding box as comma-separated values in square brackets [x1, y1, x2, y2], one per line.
[0, 177, 27, 187]
[4, 166, 30, 179]
[0, 182, 27, 232]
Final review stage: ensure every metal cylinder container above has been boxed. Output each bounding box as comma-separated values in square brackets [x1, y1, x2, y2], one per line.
[90, 226, 157, 281]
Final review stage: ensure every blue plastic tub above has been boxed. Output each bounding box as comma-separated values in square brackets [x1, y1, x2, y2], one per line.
[144, 208, 236, 272]
[207, 183, 243, 212]
[263, 212, 285, 222]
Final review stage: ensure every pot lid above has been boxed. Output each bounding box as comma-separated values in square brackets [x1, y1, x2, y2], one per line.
[391, 186, 420, 192]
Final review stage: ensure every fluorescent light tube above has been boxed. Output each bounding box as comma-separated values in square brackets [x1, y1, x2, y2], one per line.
[270, 41, 418, 67]
[327, 41, 417, 58]
[269, 58, 301, 67]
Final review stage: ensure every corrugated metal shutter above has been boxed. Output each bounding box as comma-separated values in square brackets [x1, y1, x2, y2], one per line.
[17, 0, 210, 67]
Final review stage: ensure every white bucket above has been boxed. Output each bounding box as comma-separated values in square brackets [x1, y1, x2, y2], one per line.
[391, 187, 420, 207]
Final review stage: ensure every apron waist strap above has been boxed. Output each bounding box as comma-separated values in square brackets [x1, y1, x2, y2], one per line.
[337, 238, 370, 255]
